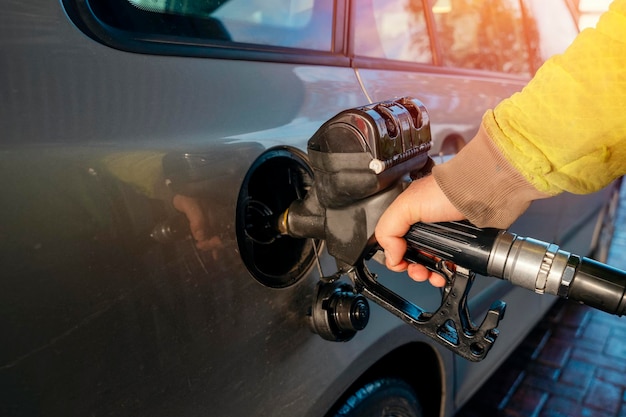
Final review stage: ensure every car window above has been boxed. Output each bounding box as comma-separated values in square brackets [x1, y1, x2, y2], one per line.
[523, 0, 579, 61]
[431, 0, 531, 75]
[90, 0, 334, 51]
[353, 0, 433, 64]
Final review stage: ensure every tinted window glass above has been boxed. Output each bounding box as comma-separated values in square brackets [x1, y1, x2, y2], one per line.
[91, 0, 334, 51]
[432, 0, 531, 75]
[354, 0, 433, 64]
[524, 0, 578, 61]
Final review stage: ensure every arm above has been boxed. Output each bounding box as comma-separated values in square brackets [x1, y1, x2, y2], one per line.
[376, 0, 626, 284]
[436, 0, 626, 228]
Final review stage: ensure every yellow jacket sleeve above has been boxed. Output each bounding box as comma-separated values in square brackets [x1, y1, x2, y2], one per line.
[433, 0, 626, 228]
[487, 0, 626, 195]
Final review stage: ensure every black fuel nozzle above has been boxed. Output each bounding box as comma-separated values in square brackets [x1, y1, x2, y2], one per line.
[280, 98, 506, 361]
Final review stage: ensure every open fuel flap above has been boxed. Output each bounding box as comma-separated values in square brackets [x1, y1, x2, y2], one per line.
[236, 147, 321, 288]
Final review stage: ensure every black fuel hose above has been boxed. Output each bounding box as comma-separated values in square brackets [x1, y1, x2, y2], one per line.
[403, 221, 626, 316]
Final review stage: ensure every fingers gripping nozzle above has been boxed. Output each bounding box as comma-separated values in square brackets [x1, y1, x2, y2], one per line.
[280, 98, 504, 361]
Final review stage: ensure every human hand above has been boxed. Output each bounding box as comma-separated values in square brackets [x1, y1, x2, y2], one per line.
[172, 194, 223, 256]
[374, 175, 465, 287]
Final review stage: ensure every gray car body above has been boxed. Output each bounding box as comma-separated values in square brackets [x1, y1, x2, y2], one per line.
[0, 1, 614, 416]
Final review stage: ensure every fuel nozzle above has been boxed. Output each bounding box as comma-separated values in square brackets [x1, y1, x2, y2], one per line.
[404, 222, 626, 316]
[279, 98, 508, 361]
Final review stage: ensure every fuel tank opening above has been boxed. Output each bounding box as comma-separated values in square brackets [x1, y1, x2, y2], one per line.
[236, 147, 320, 288]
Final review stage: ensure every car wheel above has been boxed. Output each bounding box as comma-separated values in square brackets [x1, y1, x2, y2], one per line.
[334, 378, 423, 417]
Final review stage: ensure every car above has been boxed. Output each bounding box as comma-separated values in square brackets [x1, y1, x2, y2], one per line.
[0, 0, 618, 416]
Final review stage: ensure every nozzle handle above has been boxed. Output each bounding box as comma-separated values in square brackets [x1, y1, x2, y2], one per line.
[403, 221, 500, 276]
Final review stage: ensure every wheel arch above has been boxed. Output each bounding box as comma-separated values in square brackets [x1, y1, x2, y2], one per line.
[324, 342, 445, 417]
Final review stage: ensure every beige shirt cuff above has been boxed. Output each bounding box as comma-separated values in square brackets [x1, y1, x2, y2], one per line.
[432, 125, 551, 229]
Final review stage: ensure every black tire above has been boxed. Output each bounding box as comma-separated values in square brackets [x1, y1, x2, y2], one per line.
[334, 378, 423, 417]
